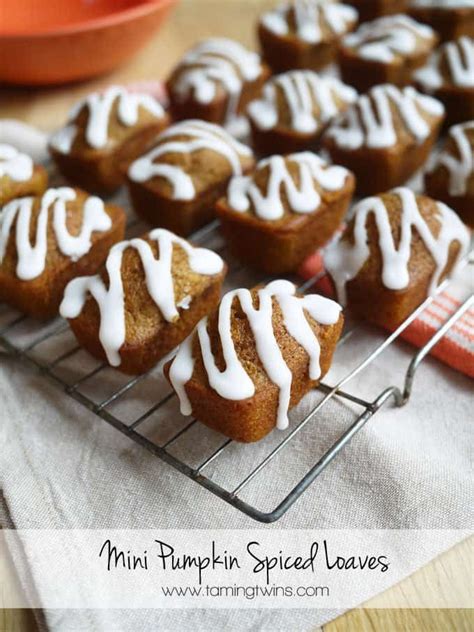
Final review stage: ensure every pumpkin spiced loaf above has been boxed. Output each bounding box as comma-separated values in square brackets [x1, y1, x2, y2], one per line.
[0, 187, 126, 319]
[325, 187, 470, 329]
[127, 120, 255, 236]
[247, 71, 358, 155]
[166, 38, 270, 137]
[165, 280, 344, 443]
[322, 84, 445, 195]
[408, 0, 474, 42]
[60, 229, 227, 375]
[0, 144, 48, 206]
[49, 86, 169, 195]
[339, 14, 437, 92]
[425, 121, 474, 227]
[415, 36, 474, 126]
[258, 0, 358, 73]
[216, 152, 355, 274]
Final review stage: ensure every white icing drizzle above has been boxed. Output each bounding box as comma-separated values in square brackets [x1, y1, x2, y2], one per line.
[427, 121, 474, 196]
[128, 120, 253, 200]
[415, 37, 474, 90]
[247, 71, 357, 134]
[411, 0, 474, 7]
[227, 152, 350, 220]
[171, 38, 262, 130]
[60, 229, 224, 367]
[0, 187, 111, 281]
[325, 187, 470, 305]
[343, 14, 434, 63]
[324, 84, 444, 150]
[168, 279, 342, 430]
[49, 86, 165, 154]
[260, 0, 357, 44]
[0, 144, 34, 182]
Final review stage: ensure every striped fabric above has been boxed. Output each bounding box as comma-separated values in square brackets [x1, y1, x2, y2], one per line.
[299, 252, 474, 378]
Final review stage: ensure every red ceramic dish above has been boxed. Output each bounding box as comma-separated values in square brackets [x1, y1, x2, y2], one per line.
[0, 0, 177, 85]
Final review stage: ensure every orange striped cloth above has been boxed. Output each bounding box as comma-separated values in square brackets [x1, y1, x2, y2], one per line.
[299, 252, 474, 378]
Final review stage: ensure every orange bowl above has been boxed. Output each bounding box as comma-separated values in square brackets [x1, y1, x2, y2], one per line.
[0, 0, 178, 85]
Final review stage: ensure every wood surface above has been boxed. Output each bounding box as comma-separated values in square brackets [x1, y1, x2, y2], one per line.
[0, 1, 472, 630]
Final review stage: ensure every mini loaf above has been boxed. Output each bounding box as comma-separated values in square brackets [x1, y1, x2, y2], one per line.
[165, 280, 344, 443]
[166, 38, 270, 137]
[216, 152, 355, 273]
[127, 120, 255, 236]
[49, 86, 169, 195]
[247, 71, 358, 155]
[0, 187, 126, 319]
[258, 0, 358, 73]
[345, 0, 408, 22]
[60, 229, 227, 375]
[415, 36, 474, 125]
[425, 121, 474, 226]
[408, 0, 474, 42]
[339, 14, 437, 92]
[325, 187, 470, 329]
[322, 84, 445, 195]
[0, 144, 48, 206]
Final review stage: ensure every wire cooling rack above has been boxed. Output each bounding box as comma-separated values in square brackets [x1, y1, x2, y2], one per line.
[1, 200, 473, 522]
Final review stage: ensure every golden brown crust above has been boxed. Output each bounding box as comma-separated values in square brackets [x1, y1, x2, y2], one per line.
[322, 94, 444, 195]
[408, 5, 474, 42]
[0, 189, 126, 320]
[164, 287, 344, 442]
[167, 66, 271, 126]
[67, 236, 227, 375]
[425, 125, 474, 227]
[0, 164, 48, 206]
[329, 191, 464, 329]
[49, 98, 170, 195]
[216, 161, 355, 273]
[258, 5, 357, 73]
[126, 131, 255, 237]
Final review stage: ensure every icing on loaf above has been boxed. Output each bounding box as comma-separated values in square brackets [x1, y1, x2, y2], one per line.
[128, 120, 253, 200]
[0, 144, 34, 182]
[415, 36, 474, 90]
[169, 38, 262, 129]
[260, 0, 357, 44]
[60, 229, 224, 367]
[427, 121, 474, 196]
[410, 0, 474, 7]
[0, 187, 111, 281]
[227, 152, 350, 220]
[324, 84, 444, 150]
[342, 14, 435, 63]
[325, 187, 470, 305]
[49, 86, 165, 154]
[247, 71, 357, 134]
[169, 280, 342, 429]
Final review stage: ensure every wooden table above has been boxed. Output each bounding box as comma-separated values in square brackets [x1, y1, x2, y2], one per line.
[0, 2, 472, 630]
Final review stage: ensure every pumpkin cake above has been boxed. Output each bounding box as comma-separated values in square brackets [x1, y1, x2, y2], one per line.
[0, 187, 126, 319]
[165, 280, 344, 443]
[49, 86, 170, 195]
[216, 152, 355, 273]
[247, 71, 358, 155]
[0, 144, 47, 206]
[425, 121, 474, 226]
[127, 120, 255, 236]
[339, 14, 437, 92]
[322, 84, 445, 195]
[258, 0, 358, 73]
[60, 229, 227, 375]
[325, 187, 470, 329]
